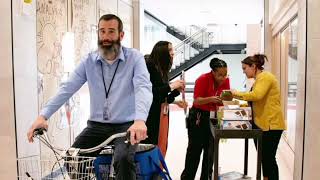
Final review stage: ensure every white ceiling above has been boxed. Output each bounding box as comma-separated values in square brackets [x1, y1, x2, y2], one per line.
[143, 0, 264, 26]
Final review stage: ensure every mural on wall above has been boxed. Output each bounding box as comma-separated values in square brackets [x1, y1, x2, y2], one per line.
[36, 0, 97, 154]
[70, 0, 97, 136]
[36, 0, 68, 152]
[72, 0, 97, 64]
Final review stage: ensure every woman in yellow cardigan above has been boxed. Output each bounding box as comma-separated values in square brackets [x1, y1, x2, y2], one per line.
[232, 54, 286, 180]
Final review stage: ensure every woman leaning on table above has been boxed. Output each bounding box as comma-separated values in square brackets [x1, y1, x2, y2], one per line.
[181, 58, 230, 180]
[232, 54, 286, 180]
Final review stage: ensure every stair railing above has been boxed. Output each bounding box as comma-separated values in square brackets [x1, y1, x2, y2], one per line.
[172, 27, 210, 70]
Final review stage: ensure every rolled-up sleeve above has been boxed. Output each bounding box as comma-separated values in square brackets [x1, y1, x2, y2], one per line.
[133, 55, 153, 121]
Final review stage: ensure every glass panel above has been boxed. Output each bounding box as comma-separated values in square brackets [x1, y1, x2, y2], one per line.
[280, 17, 298, 151]
[286, 17, 298, 151]
[143, 13, 181, 54]
[118, 1, 133, 47]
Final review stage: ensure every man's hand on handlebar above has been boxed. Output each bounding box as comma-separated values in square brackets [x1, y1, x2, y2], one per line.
[127, 120, 147, 145]
[27, 115, 48, 143]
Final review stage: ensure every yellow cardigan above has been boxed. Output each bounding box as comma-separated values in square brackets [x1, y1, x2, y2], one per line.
[234, 71, 286, 131]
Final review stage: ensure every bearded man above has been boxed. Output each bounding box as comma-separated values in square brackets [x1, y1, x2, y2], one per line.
[27, 14, 153, 180]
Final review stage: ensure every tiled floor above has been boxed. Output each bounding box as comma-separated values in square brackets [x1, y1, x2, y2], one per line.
[166, 109, 294, 180]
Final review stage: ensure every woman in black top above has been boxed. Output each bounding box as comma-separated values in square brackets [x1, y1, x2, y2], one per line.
[144, 41, 187, 156]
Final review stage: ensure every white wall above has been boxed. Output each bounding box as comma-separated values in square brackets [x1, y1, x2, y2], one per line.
[206, 24, 247, 44]
[0, 1, 17, 179]
[302, 0, 320, 179]
[144, 0, 264, 26]
[12, 0, 39, 158]
[247, 24, 262, 56]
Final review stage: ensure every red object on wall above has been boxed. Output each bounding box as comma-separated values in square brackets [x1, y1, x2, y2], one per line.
[65, 101, 71, 125]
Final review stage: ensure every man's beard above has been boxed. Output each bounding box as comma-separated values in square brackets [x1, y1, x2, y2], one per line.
[98, 38, 121, 60]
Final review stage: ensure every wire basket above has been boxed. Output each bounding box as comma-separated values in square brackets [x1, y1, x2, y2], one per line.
[17, 155, 96, 180]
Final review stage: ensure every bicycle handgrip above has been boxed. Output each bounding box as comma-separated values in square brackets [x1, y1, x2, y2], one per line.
[33, 128, 47, 136]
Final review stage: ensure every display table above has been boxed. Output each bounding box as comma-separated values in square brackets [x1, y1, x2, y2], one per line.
[210, 122, 263, 180]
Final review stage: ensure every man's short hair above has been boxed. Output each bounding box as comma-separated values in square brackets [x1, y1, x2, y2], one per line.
[99, 14, 123, 32]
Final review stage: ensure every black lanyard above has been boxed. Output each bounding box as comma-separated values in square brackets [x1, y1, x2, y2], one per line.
[249, 86, 255, 124]
[100, 60, 120, 99]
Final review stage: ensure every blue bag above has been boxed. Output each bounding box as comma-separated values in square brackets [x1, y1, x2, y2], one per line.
[94, 146, 172, 180]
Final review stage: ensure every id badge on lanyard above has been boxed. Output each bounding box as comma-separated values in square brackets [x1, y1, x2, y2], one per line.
[210, 111, 216, 119]
[163, 104, 169, 115]
[162, 98, 169, 115]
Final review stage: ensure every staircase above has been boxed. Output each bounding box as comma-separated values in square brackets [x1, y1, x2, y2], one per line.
[145, 10, 192, 42]
[169, 26, 246, 80]
[144, 10, 247, 81]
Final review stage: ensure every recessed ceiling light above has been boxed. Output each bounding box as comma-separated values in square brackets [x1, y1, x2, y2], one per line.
[200, 10, 210, 14]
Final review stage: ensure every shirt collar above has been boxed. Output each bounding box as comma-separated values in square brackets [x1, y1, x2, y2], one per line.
[255, 71, 264, 79]
[209, 71, 215, 79]
[96, 46, 126, 63]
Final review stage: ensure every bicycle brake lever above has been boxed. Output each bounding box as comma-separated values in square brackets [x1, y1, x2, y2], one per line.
[125, 131, 130, 144]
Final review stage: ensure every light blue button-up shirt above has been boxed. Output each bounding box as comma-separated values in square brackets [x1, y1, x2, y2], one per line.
[40, 46, 153, 123]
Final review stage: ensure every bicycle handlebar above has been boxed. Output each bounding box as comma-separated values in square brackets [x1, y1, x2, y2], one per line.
[33, 128, 130, 155]
[77, 132, 129, 154]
